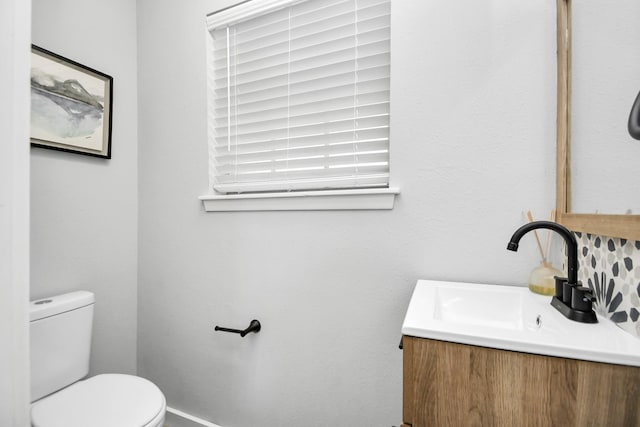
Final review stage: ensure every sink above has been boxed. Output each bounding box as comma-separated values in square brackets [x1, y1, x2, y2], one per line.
[433, 283, 526, 330]
[402, 280, 640, 367]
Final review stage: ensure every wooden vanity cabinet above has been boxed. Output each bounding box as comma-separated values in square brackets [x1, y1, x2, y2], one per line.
[402, 336, 640, 427]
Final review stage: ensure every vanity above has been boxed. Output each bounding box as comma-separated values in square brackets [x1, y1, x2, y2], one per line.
[400, 280, 640, 427]
[399, 0, 640, 424]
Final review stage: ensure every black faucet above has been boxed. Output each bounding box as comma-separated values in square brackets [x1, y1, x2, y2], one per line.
[507, 221, 597, 323]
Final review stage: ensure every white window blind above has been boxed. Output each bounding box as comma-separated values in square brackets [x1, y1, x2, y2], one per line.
[206, 0, 390, 194]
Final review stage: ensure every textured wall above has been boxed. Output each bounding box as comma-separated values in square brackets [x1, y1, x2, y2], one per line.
[30, 0, 139, 376]
[136, 1, 557, 425]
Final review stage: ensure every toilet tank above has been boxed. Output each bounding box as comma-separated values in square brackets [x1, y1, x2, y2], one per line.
[30, 291, 95, 402]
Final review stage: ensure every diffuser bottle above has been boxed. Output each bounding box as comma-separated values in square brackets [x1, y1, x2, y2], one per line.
[529, 262, 563, 295]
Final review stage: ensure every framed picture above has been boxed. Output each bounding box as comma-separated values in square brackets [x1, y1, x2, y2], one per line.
[30, 45, 113, 159]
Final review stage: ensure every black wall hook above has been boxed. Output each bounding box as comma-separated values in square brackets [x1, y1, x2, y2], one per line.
[215, 319, 261, 337]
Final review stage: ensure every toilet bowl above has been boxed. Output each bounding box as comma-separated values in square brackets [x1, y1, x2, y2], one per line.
[30, 291, 166, 427]
[31, 374, 166, 427]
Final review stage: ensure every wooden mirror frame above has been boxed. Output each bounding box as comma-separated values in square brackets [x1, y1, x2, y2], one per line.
[555, 0, 640, 241]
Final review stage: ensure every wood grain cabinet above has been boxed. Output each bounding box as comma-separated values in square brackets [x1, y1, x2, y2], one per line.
[402, 336, 640, 427]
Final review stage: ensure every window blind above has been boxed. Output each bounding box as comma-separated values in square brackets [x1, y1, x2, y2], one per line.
[206, 0, 390, 194]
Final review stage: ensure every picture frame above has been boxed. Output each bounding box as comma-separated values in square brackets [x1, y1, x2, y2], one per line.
[30, 45, 113, 159]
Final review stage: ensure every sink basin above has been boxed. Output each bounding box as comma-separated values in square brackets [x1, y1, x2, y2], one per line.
[402, 280, 640, 367]
[433, 283, 527, 330]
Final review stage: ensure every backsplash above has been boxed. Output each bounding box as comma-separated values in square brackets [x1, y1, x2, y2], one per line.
[574, 232, 640, 338]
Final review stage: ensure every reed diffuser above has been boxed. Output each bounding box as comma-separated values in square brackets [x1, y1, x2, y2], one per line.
[526, 210, 562, 295]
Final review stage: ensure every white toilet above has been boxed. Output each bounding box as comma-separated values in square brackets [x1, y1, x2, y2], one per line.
[29, 291, 166, 427]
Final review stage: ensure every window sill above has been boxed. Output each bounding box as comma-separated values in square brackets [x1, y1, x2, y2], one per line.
[199, 188, 400, 212]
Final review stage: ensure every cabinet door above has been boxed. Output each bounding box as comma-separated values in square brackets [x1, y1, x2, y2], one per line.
[402, 336, 640, 427]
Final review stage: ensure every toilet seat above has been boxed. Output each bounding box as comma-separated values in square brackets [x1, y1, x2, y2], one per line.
[31, 373, 166, 427]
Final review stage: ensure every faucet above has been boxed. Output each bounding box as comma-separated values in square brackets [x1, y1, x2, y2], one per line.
[507, 221, 578, 285]
[507, 220, 597, 323]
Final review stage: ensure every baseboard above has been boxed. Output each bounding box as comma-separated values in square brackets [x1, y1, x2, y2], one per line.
[165, 406, 223, 427]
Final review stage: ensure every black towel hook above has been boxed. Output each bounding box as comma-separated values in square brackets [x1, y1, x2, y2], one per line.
[215, 319, 261, 337]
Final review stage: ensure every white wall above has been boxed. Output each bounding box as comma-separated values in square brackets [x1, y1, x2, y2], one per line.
[0, 0, 31, 424]
[137, 1, 557, 426]
[30, 0, 139, 376]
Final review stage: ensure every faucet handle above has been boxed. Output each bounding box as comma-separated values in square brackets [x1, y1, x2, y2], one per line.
[572, 286, 596, 312]
[562, 281, 577, 305]
[553, 276, 566, 299]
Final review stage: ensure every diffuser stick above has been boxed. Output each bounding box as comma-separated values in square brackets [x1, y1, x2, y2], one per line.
[544, 209, 556, 261]
[527, 211, 546, 262]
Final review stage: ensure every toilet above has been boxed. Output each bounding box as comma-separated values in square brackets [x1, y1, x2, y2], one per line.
[29, 291, 166, 427]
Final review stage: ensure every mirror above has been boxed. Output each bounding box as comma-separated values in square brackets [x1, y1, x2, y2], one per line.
[556, 0, 640, 240]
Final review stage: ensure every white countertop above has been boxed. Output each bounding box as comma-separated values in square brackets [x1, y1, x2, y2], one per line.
[401, 280, 640, 367]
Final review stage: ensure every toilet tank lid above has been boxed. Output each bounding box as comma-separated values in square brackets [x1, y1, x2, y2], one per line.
[30, 291, 95, 322]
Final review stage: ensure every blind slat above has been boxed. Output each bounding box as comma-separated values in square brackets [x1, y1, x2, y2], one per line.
[214, 127, 389, 155]
[215, 113, 389, 141]
[214, 79, 390, 117]
[213, 45, 390, 91]
[216, 152, 389, 176]
[213, 174, 389, 194]
[215, 139, 389, 164]
[214, 101, 389, 130]
[213, 23, 389, 72]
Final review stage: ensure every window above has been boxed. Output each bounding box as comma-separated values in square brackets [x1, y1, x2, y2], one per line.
[204, 0, 392, 202]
